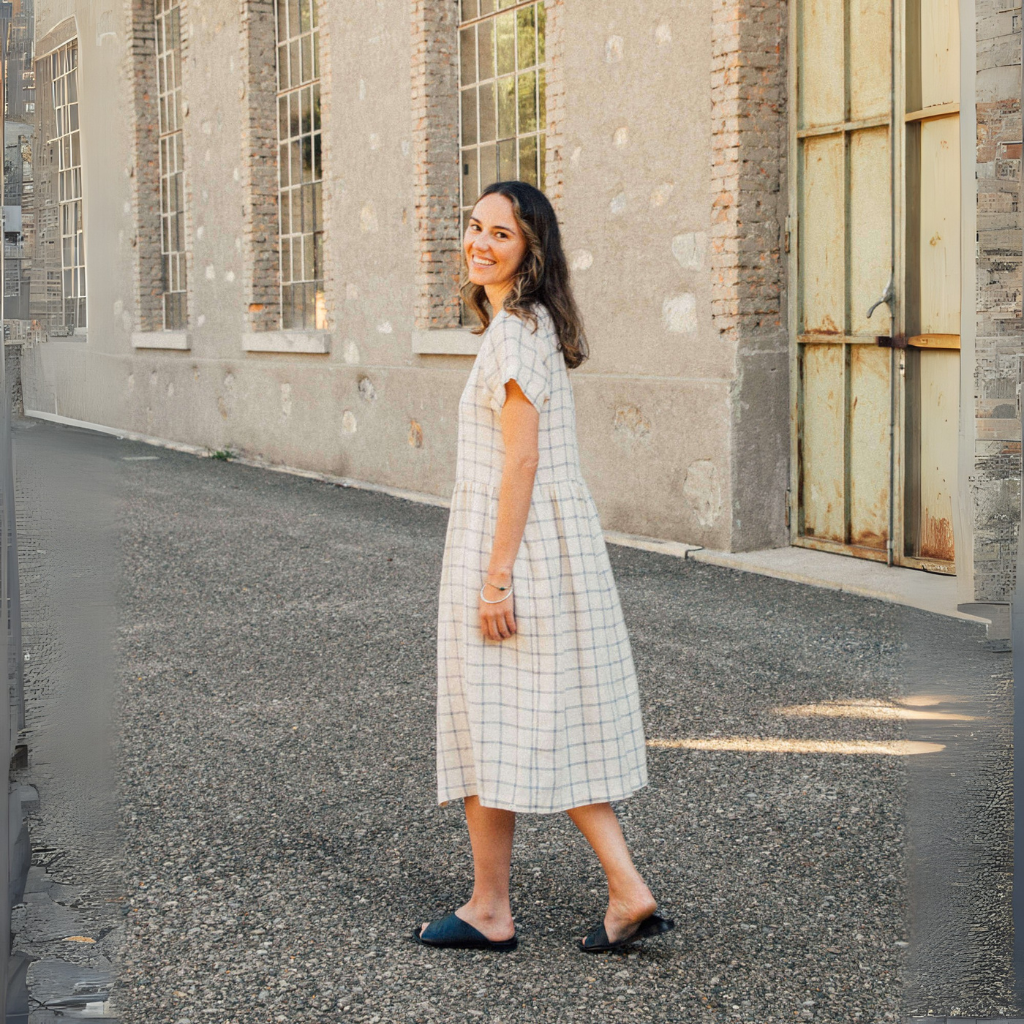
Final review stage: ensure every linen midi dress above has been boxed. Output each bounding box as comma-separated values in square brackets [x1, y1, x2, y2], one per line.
[435, 304, 648, 814]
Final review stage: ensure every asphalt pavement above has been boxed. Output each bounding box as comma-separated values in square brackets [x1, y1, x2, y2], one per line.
[11, 418, 1016, 1023]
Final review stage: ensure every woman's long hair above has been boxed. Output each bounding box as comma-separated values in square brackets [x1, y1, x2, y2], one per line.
[460, 181, 589, 369]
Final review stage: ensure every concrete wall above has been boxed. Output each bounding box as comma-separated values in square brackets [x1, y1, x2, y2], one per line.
[23, 0, 790, 552]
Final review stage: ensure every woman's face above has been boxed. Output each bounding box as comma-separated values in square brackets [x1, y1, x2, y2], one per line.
[464, 193, 529, 294]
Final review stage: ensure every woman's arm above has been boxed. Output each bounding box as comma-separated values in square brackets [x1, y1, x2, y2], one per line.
[479, 378, 540, 641]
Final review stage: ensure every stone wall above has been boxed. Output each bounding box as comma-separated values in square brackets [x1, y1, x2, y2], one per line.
[972, 0, 1022, 601]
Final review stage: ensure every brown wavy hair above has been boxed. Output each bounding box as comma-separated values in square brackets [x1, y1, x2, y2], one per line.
[460, 180, 589, 369]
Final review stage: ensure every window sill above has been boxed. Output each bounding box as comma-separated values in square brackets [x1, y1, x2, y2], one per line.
[243, 330, 331, 354]
[132, 330, 190, 351]
[411, 328, 481, 356]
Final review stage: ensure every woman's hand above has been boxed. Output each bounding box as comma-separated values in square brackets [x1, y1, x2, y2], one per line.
[479, 572, 517, 641]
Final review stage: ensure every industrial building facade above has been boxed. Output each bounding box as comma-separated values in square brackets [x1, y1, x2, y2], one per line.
[13, 0, 1023, 612]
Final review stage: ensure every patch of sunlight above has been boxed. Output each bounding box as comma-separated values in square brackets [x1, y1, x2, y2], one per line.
[773, 699, 980, 722]
[646, 737, 945, 756]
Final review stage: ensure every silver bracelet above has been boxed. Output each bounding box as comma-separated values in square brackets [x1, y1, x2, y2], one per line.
[480, 582, 514, 604]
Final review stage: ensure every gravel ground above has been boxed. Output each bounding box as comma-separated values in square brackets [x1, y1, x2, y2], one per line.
[12, 419, 1015, 1022]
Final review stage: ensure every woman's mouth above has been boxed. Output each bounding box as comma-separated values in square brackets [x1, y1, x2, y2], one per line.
[471, 255, 496, 268]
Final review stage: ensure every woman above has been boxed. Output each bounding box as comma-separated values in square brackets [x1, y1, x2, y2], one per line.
[416, 181, 673, 954]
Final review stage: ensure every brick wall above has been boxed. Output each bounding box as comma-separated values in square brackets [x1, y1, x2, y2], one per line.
[410, 0, 461, 331]
[710, 0, 790, 550]
[239, 0, 281, 333]
[543, 0, 565, 213]
[410, 0, 567, 332]
[125, 0, 163, 333]
[125, 0, 194, 334]
[971, 0, 1022, 601]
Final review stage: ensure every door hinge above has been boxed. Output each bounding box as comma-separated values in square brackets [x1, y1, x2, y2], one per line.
[784, 216, 792, 254]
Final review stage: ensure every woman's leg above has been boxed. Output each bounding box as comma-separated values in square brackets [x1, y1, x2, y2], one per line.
[421, 795, 517, 942]
[567, 802, 657, 942]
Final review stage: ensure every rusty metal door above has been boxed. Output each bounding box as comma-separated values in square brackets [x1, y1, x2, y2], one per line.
[789, 0, 960, 571]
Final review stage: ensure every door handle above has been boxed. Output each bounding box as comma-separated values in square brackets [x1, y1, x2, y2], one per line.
[866, 274, 895, 320]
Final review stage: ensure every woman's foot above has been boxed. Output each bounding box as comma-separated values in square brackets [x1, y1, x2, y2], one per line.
[420, 900, 515, 943]
[600, 884, 658, 945]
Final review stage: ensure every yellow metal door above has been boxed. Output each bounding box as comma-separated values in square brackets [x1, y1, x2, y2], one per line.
[790, 0, 961, 571]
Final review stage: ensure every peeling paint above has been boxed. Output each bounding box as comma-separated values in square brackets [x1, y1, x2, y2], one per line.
[370, 133, 381, 150]
[166, 382, 174, 398]
[346, 283, 360, 300]
[610, 192, 626, 215]
[683, 460, 722, 528]
[342, 410, 357, 434]
[672, 232, 707, 271]
[612, 404, 651, 439]
[613, 126, 629, 147]
[377, 321, 393, 334]
[344, 341, 360, 365]
[570, 146, 582, 167]
[358, 377, 377, 402]
[571, 250, 593, 272]
[655, 22, 673, 45]
[224, 270, 236, 283]
[662, 294, 698, 333]
[650, 182, 675, 208]
[197, 314, 207, 327]
[113, 299, 123, 316]
[360, 203, 379, 233]
[196, 226, 205, 240]
[605, 36, 624, 62]
[205, 265, 215, 280]
[280, 383, 292, 419]
[408, 419, 423, 448]
[127, 374, 134, 391]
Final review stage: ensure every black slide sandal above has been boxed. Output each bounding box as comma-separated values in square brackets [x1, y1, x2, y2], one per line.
[414, 912, 519, 952]
[579, 912, 675, 953]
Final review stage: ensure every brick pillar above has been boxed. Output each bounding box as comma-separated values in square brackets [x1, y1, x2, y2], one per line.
[239, 0, 281, 333]
[410, 0, 461, 331]
[711, 0, 790, 550]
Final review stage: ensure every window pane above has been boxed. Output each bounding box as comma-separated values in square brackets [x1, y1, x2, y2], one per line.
[517, 6, 536, 69]
[277, 44, 288, 91]
[538, 68, 546, 129]
[496, 76, 515, 139]
[498, 139, 516, 180]
[279, 95, 288, 138]
[479, 143, 497, 190]
[289, 40, 301, 87]
[301, 86, 311, 135]
[300, 0, 311, 33]
[461, 89, 478, 147]
[289, 0, 300, 38]
[477, 20, 494, 80]
[281, 238, 292, 282]
[301, 33, 312, 83]
[279, 143, 290, 185]
[462, 147, 479, 206]
[460, 27, 476, 86]
[495, 11, 515, 76]
[537, 2, 546, 63]
[281, 190, 291, 234]
[480, 0, 495, 14]
[517, 70, 536, 133]
[478, 81, 495, 142]
[519, 134, 538, 186]
[539, 132, 546, 190]
[461, 0, 478, 20]
[313, 83, 321, 130]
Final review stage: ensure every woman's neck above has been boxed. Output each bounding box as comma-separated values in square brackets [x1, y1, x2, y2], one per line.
[484, 281, 514, 312]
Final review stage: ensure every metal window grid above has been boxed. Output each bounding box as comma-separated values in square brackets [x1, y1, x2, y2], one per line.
[155, 0, 187, 330]
[458, 0, 547, 235]
[274, 0, 325, 331]
[50, 42, 85, 329]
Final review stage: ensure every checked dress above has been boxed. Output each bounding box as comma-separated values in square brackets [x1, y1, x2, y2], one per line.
[435, 304, 648, 814]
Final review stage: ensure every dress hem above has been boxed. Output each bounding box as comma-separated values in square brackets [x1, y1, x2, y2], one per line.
[436, 778, 648, 815]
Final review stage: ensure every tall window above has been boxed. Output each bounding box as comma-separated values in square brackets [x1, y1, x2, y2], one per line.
[51, 42, 85, 329]
[155, 0, 186, 330]
[458, 0, 546, 234]
[275, 0, 324, 331]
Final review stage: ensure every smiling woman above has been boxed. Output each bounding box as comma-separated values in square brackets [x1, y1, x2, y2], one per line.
[416, 180, 675, 956]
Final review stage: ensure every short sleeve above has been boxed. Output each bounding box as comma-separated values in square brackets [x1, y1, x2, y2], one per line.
[482, 311, 552, 415]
